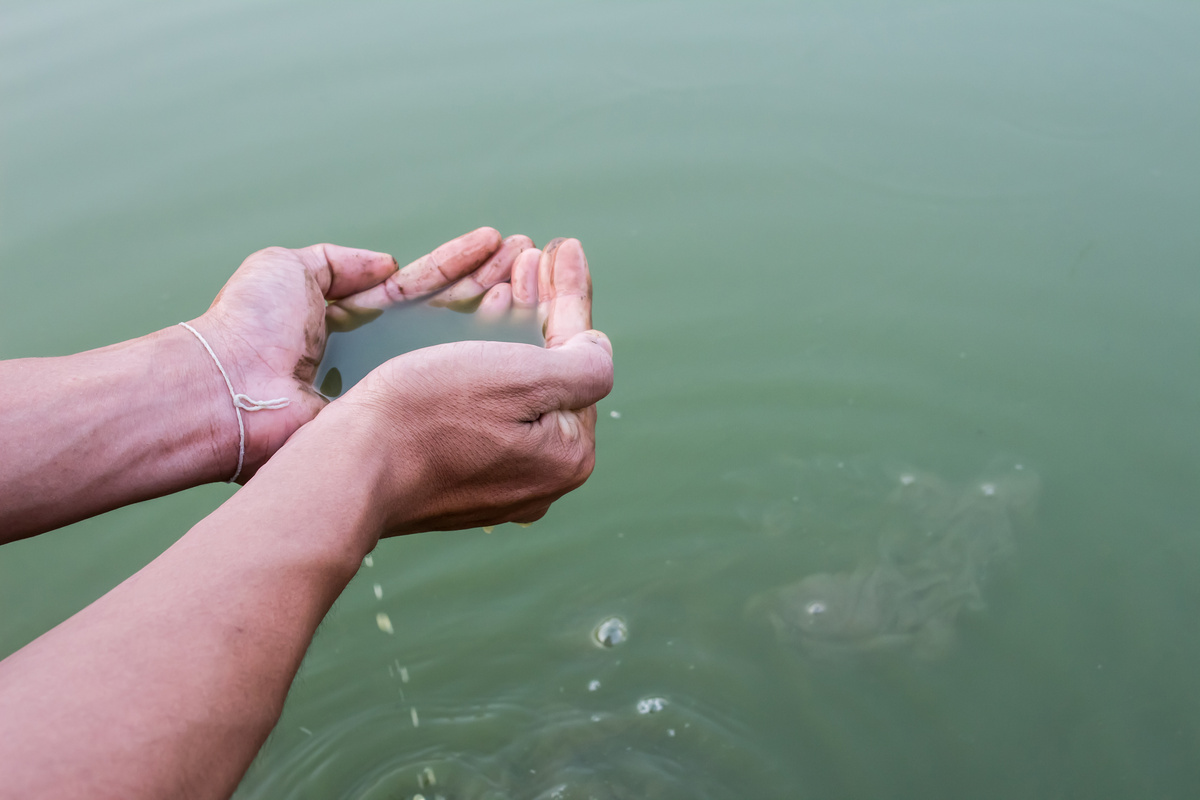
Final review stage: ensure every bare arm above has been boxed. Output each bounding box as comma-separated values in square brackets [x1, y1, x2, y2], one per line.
[0, 228, 530, 543]
[0, 239, 610, 800]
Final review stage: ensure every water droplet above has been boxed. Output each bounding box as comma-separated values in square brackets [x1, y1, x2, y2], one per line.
[981, 483, 996, 496]
[610, 410, 621, 419]
[636, 697, 667, 715]
[482, 526, 494, 534]
[900, 473, 916, 486]
[593, 617, 628, 647]
[373, 583, 382, 600]
[668, 728, 676, 737]
[400, 666, 409, 683]
[376, 613, 394, 634]
[806, 601, 827, 616]
[363, 555, 374, 568]
[588, 679, 601, 691]
[411, 707, 420, 727]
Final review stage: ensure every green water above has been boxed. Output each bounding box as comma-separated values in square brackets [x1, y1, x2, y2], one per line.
[3, 1, 1199, 797]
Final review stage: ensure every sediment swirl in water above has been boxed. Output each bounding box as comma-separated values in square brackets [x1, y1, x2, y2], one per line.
[745, 460, 1039, 659]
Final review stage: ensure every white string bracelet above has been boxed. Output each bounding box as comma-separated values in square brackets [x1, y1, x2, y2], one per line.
[178, 322, 291, 483]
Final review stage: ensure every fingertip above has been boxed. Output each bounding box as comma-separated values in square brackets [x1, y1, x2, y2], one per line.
[559, 329, 612, 355]
[477, 282, 513, 320]
[511, 248, 541, 308]
[475, 226, 503, 243]
[582, 329, 613, 357]
[308, 243, 403, 299]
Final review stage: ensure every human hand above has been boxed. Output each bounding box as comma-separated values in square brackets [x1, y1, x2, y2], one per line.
[188, 228, 532, 482]
[309, 238, 612, 537]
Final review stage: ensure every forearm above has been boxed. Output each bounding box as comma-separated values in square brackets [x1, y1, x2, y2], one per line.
[0, 325, 235, 542]
[0, 416, 383, 800]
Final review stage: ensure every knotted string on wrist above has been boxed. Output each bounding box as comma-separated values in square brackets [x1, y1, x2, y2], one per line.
[178, 322, 291, 483]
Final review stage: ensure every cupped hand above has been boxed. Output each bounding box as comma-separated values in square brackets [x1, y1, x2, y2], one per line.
[189, 228, 532, 482]
[319, 238, 612, 536]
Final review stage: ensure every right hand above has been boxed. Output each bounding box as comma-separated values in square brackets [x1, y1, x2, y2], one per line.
[318, 238, 613, 537]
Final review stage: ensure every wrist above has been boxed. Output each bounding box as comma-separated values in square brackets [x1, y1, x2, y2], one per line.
[163, 322, 244, 483]
[236, 400, 391, 569]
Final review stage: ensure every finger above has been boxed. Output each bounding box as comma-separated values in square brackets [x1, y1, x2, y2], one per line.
[476, 283, 513, 321]
[537, 238, 592, 349]
[429, 234, 532, 312]
[327, 227, 502, 321]
[511, 247, 540, 310]
[523, 329, 614, 415]
[294, 244, 400, 300]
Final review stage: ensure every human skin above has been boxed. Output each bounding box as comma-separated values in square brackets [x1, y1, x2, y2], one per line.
[0, 227, 531, 543]
[0, 236, 611, 799]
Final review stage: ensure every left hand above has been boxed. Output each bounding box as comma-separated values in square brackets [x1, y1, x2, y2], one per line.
[187, 227, 532, 481]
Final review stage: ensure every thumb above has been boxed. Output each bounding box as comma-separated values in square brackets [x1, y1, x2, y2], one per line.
[535, 329, 614, 412]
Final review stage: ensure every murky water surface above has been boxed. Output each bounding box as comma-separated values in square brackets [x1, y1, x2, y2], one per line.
[2, 1, 1199, 797]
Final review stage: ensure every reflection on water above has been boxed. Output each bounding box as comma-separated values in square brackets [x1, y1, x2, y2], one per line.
[749, 462, 1039, 659]
[316, 302, 543, 398]
[242, 691, 761, 800]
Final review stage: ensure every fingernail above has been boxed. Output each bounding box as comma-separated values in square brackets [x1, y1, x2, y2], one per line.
[584, 329, 613, 355]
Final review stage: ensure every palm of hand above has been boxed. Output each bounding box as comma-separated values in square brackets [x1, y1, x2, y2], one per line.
[192, 228, 525, 481]
[202, 247, 333, 464]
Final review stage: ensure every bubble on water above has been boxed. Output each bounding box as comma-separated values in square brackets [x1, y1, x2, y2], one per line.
[588, 679, 601, 691]
[373, 583, 383, 600]
[806, 601, 827, 616]
[593, 617, 628, 647]
[900, 473, 916, 486]
[482, 526, 494, 534]
[668, 728, 676, 737]
[376, 613, 394, 634]
[636, 697, 667, 715]
[591, 714, 602, 722]
[610, 410, 621, 419]
[411, 707, 420, 727]
[363, 554, 374, 568]
[980, 482, 997, 496]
